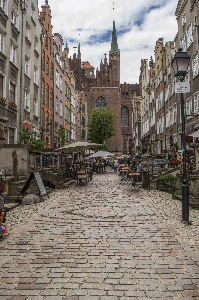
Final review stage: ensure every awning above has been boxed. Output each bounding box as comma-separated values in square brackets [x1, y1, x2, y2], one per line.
[188, 130, 199, 138]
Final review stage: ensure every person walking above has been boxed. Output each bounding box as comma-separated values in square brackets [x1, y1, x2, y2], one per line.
[113, 158, 119, 174]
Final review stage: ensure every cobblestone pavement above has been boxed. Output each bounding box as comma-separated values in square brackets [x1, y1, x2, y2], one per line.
[1, 172, 199, 300]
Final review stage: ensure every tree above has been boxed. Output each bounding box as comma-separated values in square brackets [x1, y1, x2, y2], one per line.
[57, 125, 67, 147]
[88, 107, 116, 147]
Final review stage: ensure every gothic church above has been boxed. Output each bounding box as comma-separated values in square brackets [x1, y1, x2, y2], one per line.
[69, 21, 139, 154]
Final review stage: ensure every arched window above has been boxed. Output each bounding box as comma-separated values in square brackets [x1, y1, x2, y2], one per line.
[96, 96, 106, 107]
[121, 106, 129, 126]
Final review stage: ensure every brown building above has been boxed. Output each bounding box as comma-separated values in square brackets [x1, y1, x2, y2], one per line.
[69, 21, 139, 154]
[40, 0, 54, 148]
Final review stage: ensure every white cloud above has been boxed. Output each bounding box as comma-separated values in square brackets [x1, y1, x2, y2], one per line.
[38, 0, 178, 83]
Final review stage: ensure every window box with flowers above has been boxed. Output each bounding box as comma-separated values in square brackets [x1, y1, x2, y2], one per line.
[8, 102, 17, 111]
[0, 97, 7, 105]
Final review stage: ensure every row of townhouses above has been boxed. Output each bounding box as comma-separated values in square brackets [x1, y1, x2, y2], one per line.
[136, 0, 199, 156]
[0, 0, 87, 148]
[0, 0, 199, 157]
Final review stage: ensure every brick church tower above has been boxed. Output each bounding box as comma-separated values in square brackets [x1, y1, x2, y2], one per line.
[69, 21, 133, 154]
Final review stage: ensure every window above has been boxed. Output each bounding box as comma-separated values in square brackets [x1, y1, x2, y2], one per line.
[192, 54, 199, 79]
[46, 87, 49, 107]
[31, 4, 36, 22]
[82, 129, 85, 139]
[60, 76, 62, 91]
[186, 23, 193, 49]
[41, 83, 44, 104]
[34, 37, 38, 52]
[25, 55, 30, 76]
[33, 97, 38, 116]
[96, 96, 106, 107]
[182, 13, 186, 26]
[11, 7, 19, 29]
[9, 127, 15, 144]
[9, 82, 15, 103]
[49, 66, 52, 80]
[186, 97, 192, 119]
[50, 92, 53, 110]
[24, 90, 30, 111]
[0, 32, 4, 52]
[0, 75, 3, 97]
[42, 52, 45, 69]
[180, 33, 186, 52]
[0, 0, 7, 12]
[34, 65, 38, 85]
[194, 92, 199, 114]
[56, 70, 59, 87]
[46, 60, 49, 75]
[173, 105, 177, 123]
[55, 97, 58, 113]
[169, 108, 173, 125]
[25, 24, 31, 41]
[60, 101, 62, 117]
[10, 45, 16, 64]
[121, 106, 129, 126]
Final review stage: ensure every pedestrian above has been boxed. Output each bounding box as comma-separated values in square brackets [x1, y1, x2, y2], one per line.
[0, 191, 7, 241]
[113, 158, 119, 173]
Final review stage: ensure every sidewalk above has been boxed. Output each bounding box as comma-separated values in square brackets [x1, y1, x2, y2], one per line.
[0, 172, 199, 299]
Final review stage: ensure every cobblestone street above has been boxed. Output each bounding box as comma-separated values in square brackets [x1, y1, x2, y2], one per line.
[1, 172, 199, 299]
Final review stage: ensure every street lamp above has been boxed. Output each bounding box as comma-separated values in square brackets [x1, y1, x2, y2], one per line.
[171, 48, 191, 225]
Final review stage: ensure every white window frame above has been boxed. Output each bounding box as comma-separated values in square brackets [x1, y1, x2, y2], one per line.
[180, 33, 186, 52]
[0, 0, 7, 14]
[60, 75, 62, 92]
[0, 32, 4, 52]
[11, 7, 19, 29]
[34, 65, 38, 85]
[25, 54, 31, 77]
[55, 97, 58, 113]
[25, 24, 31, 41]
[24, 90, 30, 112]
[60, 101, 62, 117]
[192, 54, 199, 79]
[31, 4, 36, 22]
[10, 44, 16, 65]
[186, 23, 193, 49]
[33, 97, 38, 116]
[56, 70, 59, 87]
[186, 97, 192, 120]
[182, 12, 186, 26]
[194, 91, 199, 114]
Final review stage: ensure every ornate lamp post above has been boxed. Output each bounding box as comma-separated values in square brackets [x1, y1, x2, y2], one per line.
[171, 48, 191, 225]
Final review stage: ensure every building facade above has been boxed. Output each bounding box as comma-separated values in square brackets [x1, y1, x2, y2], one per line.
[40, 0, 54, 148]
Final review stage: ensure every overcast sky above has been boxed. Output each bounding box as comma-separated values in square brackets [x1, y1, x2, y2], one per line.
[38, 0, 179, 84]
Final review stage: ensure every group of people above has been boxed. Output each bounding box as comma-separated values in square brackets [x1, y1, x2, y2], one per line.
[108, 158, 142, 174]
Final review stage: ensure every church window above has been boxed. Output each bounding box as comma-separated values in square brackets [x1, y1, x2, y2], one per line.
[96, 96, 106, 107]
[121, 106, 129, 126]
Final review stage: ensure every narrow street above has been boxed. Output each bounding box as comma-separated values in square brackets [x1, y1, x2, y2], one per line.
[0, 172, 199, 300]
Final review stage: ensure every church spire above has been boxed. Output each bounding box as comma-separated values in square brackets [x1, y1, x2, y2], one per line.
[77, 42, 81, 59]
[109, 20, 120, 55]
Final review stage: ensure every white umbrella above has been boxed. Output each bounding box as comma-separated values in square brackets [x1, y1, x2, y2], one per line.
[89, 150, 115, 158]
[56, 141, 102, 152]
[188, 130, 199, 138]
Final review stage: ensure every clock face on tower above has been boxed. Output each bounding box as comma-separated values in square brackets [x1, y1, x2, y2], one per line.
[96, 96, 106, 107]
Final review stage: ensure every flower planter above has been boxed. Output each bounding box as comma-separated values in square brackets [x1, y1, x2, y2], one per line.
[8, 104, 17, 111]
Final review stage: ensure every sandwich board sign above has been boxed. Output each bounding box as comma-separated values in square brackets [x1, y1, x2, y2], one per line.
[17, 172, 48, 201]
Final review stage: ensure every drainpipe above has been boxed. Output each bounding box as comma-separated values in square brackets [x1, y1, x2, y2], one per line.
[19, 1, 27, 141]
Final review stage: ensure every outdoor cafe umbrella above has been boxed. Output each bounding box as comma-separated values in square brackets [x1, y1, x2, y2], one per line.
[89, 150, 115, 158]
[56, 141, 102, 152]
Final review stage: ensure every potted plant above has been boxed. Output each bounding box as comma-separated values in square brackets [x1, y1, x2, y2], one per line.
[155, 173, 177, 193]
